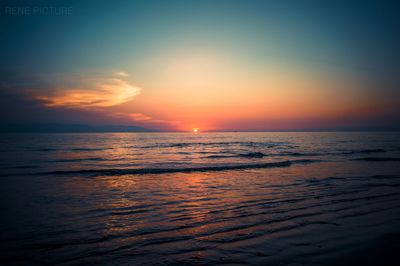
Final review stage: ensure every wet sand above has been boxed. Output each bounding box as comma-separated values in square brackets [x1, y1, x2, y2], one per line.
[1, 161, 400, 265]
[329, 233, 400, 266]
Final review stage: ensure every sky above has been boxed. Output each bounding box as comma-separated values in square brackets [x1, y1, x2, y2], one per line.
[0, 0, 399, 131]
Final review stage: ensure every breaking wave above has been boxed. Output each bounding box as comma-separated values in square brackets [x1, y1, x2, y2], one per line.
[38, 159, 319, 176]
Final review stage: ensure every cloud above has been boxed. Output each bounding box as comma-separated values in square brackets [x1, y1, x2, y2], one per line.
[0, 70, 183, 129]
[108, 112, 180, 126]
[129, 113, 152, 121]
[113, 71, 129, 77]
[128, 113, 180, 125]
[34, 74, 141, 109]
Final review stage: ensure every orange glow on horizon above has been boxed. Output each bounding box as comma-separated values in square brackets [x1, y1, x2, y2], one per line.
[31, 52, 383, 131]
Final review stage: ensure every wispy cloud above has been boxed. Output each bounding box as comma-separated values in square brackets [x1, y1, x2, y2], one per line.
[113, 71, 129, 77]
[108, 112, 180, 126]
[34, 73, 141, 109]
[129, 113, 181, 125]
[129, 113, 152, 121]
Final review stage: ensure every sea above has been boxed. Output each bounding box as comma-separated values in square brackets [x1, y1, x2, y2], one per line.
[0, 132, 399, 265]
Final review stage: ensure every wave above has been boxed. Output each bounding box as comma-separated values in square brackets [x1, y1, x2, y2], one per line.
[342, 149, 387, 155]
[38, 159, 319, 176]
[45, 157, 104, 163]
[29, 148, 58, 152]
[277, 149, 388, 157]
[204, 155, 237, 159]
[139, 141, 293, 149]
[281, 152, 323, 157]
[28, 147, 107, 152]
[205, 152, 267, 159]
[240, 152, 266, 158]
[68, 148, 107, 151]
[353, 157, 400, 162]
[0, 165, 40, 169]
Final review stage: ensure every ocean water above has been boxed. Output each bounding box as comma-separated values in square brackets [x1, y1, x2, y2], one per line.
[0, 132, 400, 265]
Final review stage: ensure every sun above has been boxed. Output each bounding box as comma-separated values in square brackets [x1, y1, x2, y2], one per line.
[192, 128, 199, 133]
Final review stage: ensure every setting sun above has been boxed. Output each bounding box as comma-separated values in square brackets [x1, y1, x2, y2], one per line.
[1, 1, 399, 265]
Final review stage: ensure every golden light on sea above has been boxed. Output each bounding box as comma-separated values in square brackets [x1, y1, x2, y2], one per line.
[193, 128, 199, 133]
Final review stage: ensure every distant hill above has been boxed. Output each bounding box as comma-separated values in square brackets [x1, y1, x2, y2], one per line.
[0, 123, 156, 133]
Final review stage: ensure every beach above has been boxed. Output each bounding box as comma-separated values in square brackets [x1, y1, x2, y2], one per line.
[1, 132, 399, 265]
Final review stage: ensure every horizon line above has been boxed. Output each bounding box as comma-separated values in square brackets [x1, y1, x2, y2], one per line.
[1, 130, 400, 133]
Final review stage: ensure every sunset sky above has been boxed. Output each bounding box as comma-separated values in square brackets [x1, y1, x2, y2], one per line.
[1, 0, 399, 131]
